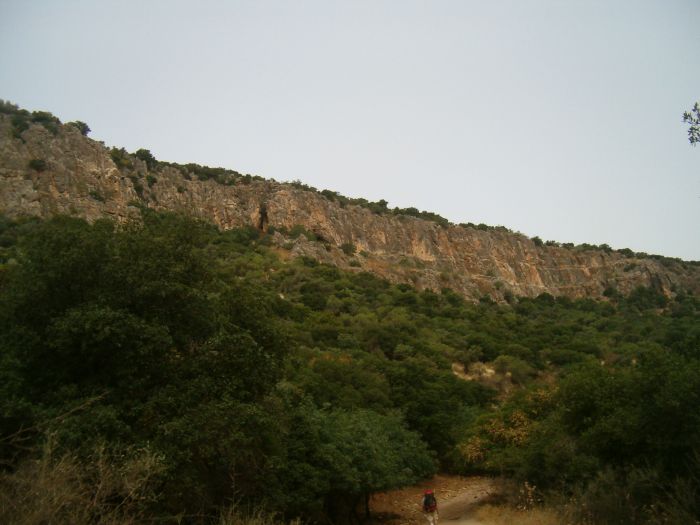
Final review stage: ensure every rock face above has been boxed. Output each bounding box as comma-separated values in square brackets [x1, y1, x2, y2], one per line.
[2, 115, 698, 301]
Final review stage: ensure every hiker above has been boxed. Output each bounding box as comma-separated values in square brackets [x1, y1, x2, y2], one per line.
[422, 489, 438, 525]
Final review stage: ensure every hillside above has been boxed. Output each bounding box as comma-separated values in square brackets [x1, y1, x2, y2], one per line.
[1, 208, 698, 524]
[1, 104, 698, 302]
[2, 103, 699, 524]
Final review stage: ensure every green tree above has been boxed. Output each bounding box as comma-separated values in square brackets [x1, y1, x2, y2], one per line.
[683, 102, 700, 146]
[0, 213, 289, 515]
[276, 400, 435, 522]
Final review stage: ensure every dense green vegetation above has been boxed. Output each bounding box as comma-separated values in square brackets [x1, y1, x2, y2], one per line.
[458, 298, 700, 523]
[0, 213, 438, 524]
[0, 211, 698, 524]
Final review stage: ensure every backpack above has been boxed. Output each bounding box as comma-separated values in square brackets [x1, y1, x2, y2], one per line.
[423, 493, 437, 512]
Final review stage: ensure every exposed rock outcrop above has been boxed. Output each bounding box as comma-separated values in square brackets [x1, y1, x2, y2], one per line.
[2, 115, 698, 301]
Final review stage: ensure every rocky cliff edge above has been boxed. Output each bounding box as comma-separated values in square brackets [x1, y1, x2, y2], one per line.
[1, 114, 698, 301]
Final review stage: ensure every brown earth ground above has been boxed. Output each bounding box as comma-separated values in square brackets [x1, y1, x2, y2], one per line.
[369, 475, 560, 525]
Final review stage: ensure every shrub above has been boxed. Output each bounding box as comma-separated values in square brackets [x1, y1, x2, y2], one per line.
[67, 121, 90, 136]
[0, 99, 20, 114]
[88, 190, 105, 203]
[602, 286, 619, 299]
[30, 110, 61, 135]
[0, 439, 164, 525]
[315, 185, 451, 227]
[110, 148, 133, 170]
[391, 205, 449, 226]
[10, 114, 30, 139]
[27, 158, 47, 172]
[176, 162, 241, 185]
[289, 225, 317, 241]
[127, 174, 149, 197]
[562, 468, 661, 525]
[540, 348, 587, 366]
[218, 507, 302, 525]
[135, 149, 158, 170]
[146, 175, 157, 188]
[493, 355, 536, 384]
[625, 285, 668, 310]
[289, 179, 318, 192]
[340, 242, 356, 256]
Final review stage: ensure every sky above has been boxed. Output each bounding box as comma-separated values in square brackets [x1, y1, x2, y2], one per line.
[1, 0, 699, 259]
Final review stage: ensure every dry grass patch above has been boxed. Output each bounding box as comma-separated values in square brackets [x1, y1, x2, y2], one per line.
[0, 438, 163, 525]
[473, 503, 561, 525]
[218, 507, 302, 525]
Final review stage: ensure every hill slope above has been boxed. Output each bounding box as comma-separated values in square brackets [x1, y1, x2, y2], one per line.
[1, 109, 698, 301]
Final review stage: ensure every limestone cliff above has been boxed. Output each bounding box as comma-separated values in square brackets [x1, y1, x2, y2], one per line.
[1, 114, 698, 301]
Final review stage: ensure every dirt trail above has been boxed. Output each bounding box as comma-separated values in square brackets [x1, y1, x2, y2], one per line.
[438, 488, 491, 524]
[370, 475, 495, 525]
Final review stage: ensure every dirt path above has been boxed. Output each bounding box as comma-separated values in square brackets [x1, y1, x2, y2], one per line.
[370, 475, 495, 525]
[438, 488, 491, 524]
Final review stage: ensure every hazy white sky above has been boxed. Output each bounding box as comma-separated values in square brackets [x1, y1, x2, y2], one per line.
[1, 0, 699, 259]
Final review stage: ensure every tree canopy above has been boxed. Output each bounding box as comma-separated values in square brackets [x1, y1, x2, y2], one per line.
[0, 211, 698, 524]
